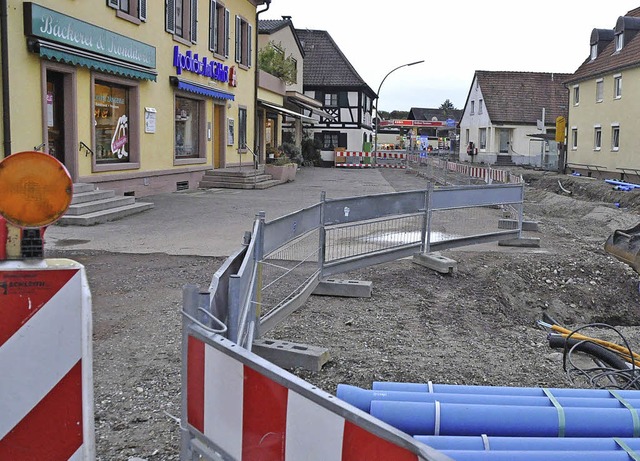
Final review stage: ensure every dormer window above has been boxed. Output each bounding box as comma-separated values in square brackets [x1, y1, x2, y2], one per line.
[615, 32, 624, 52]
[590, 43, 598, 60]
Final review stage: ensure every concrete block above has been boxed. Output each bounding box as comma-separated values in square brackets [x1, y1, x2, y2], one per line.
[412, 252, 457, 274]
[498, 219, 540, 231]
[498, 237, 541, 248]
[313, 279, 372, 298]
[253, 338, 330, 372]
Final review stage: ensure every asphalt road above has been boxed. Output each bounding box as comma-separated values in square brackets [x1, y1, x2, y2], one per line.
[45, 166, 411, 257]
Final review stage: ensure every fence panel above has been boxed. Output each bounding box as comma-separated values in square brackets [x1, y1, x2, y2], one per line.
[323, 191, 427, 225]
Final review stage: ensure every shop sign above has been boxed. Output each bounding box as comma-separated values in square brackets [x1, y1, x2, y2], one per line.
[173, 46, 229, 84]
[24, 3, 156, 68]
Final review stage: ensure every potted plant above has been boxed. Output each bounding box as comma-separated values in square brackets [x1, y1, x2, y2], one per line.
[265, 154, 297, 181]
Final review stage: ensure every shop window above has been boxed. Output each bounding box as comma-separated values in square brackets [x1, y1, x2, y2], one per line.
[175, 96, 204, 159]
[166, 0, 198, 43]
[235, 16, 252, 67]
[107, 0, 147, 23]
[238, 106, 247, 150]
[209, 1, 230, 57]
[94, 79, 136, 165]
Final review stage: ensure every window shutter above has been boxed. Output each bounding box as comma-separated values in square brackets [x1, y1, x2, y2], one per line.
[107, 0, 119, 9]
[190, 0, 198, 43]
[209, 1, 216, 51]
[166, 0, 175, 33]
[247, 23, 253, 67]
[338, 133, 348, 148]
[139, 0, 146, 21]
[316, 91, 324, 102]
[338, 92, 349, 107]
[235, 16, 241, 63]
[224, 9, 230, 58]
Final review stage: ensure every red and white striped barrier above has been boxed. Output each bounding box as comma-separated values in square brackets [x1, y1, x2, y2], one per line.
[375, 152, 406, 159]
[377, 164, 407, 169]
[336, 163, 374, 168]
[185, 333, 436, 460]
[0, 259, 94, 460]
[336, 151, 374, 158]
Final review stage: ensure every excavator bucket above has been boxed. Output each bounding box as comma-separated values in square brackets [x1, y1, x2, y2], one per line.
[604, 223, 640, 273]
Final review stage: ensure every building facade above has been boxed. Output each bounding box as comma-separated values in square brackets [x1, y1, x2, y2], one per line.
[458, 71, 569, 168]
[294, 29, 376, 166]
[1, 0, 267, 196]
[564, 7, 640, 180]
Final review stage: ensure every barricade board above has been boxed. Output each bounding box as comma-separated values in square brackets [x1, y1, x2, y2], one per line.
[0, 259, 94, 460]
[183, 328, 448, 461]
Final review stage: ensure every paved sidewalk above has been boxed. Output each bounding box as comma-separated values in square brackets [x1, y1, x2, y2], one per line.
[45, 167, 401, 257]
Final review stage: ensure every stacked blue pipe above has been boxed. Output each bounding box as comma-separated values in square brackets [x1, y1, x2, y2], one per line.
[337, 382, 640, 460]
[605, 179, 640, 190]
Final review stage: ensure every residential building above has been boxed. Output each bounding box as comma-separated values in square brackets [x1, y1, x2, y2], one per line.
[458, 71, 570, 167]
[1, 0, 267, 197]
[294, 28, 376, 166]
[564, 7, 640, 181]
[257, 16, 323, 162]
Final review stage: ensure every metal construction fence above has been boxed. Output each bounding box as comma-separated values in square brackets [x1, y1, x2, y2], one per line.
[181, 181, 526, 460]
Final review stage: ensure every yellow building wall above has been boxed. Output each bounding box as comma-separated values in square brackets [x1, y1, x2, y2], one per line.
[569, 67, 640, 172]
[5, 0, 260, 182]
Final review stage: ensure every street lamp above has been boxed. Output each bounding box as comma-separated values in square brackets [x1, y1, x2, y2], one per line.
[373, 60, 425, 154]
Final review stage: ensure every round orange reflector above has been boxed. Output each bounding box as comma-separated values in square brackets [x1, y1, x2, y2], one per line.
[0, 151, 73, 227]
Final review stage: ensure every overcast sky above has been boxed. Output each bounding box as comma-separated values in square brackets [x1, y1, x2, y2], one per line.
[262, 1, 639, 112]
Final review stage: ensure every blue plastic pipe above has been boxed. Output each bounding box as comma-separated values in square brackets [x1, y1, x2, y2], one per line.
[370, 400, 636, 437]
[437, 450, 634, 461]
[605, 179, 640, 189]
[415, 435, 640, 451]
[337, 384, 640, 412]
[371, 381, 640, 399]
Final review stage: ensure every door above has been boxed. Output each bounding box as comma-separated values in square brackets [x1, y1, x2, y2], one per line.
[213, 104, 223, 168]
[499, 129, 509, 154]
[46, 71, 66, 164]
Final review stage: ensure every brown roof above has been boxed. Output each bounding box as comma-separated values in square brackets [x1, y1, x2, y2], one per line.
[565, 7, 640, 84]
[472, 71, 571, 124]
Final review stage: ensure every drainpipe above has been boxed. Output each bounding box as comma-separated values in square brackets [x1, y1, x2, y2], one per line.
[1, 0, 11, 157]
[254, 0, 271, 165]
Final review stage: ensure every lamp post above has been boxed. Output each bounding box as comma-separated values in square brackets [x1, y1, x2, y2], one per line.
[373, 60, 424, 154]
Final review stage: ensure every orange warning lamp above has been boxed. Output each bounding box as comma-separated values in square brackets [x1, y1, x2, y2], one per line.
[0, 151, 73, 228]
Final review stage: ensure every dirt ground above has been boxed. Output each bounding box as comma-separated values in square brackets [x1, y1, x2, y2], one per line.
[48, 166, 640, 460]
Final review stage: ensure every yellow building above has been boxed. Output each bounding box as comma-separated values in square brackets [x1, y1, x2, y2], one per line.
[1, 0, 268, 196]
[565, 6, 640, 181]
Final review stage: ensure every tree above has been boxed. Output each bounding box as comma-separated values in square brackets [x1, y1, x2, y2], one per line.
[439, 99, 456, 116]
[258, 41, 297, 85]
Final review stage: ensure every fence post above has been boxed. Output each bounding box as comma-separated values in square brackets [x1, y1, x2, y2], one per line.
[425, 182, 434, 253]
[319, 191, 327, 277]
[420, 188, 429, 253]
[180, 284, 200, 461]
[517, 184, 525, 239]
[252, 211, 266, 340]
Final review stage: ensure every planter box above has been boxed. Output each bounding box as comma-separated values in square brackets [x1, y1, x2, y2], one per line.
[265, 164, 297, 182]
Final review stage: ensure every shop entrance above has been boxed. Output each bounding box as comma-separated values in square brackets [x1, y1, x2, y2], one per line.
[46, 71, 66, 164]
[213, 104, 224, 168]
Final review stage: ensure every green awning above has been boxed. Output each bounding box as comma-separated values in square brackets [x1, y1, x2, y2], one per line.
[39, 46, 157, 82]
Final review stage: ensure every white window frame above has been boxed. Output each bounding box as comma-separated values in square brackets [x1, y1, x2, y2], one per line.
[571, 127, 578, 150]
[615, 33, 624, 52]
[593, 125, 601, 151]
[611, 124, 620, 151]
[479, 127, 487, 150]
[470, 100, 475, 115]
[478, 99, 483, 115]
[235, 15, 252, 68]
[614, 74, 622, 99]
[209, 1, 230, 57]
[596, 78, 604, 103]
[573, 85, 580, 106]
[590, 43, 597, 60]
[324, 93, 338, 107]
